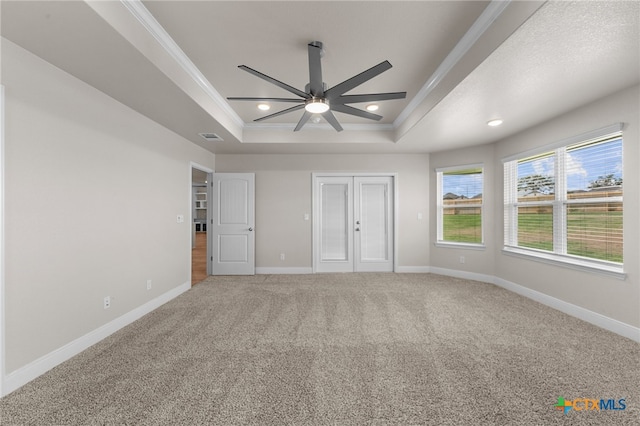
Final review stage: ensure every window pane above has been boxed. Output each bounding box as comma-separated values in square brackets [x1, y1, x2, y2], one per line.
[443, 207, 481, 243]
[567, 203, 623, 262]
[441, 168, 482, 244]
[518, 205, 553, 251]
[517, 153, 555, 203]
[567, 137, 623, 200]
[442, 169, 483, 201]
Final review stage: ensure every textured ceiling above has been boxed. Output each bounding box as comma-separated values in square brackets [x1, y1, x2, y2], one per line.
[1, 1, 638, 154]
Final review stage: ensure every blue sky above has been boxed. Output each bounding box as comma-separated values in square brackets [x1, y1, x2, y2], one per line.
[442, 173, 483, 198]
[517, 138, 622, 192]
[442, 138, 622, 197]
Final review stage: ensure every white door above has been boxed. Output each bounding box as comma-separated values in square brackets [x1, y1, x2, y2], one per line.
[314, 175, 394, 273]
[354, 176, 394, 272]
[211, 173, 255, 275]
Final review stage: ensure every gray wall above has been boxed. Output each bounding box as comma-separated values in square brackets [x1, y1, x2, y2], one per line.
[215, 154, 431, 270]
[430, 84, 640, 328]
[2, 39, 215, 373]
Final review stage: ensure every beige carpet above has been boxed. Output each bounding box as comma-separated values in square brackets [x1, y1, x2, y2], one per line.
[1, 273, 638, 425]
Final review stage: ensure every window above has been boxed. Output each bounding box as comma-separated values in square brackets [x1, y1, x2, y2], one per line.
[436, 165, 484, 246]
[503, 124, 623, 274]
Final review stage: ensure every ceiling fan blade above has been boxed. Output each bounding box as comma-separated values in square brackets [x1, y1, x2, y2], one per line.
[322, 110, 343, 132]
[294, 110, 312, 132]
[227, 97, 305, 103]
[253, 104, 305, 122]
[325, 60, 393, 99]
[238, 65, 310, 99]
[333, 92, 407, 104]
[331, 104, 383, 121]
[308, 41, 324, 97]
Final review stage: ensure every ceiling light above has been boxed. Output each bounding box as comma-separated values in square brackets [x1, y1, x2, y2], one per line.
[487, 119, 503, 127]
[257, 103, 270, 111]
[366, 104, 379, 112]
[304, 98, 330, 114]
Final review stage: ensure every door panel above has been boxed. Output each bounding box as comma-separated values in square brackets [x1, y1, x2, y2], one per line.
[212, 173, 255, 275]
[355, 177, 393, 272]
[315, 177, 354, 272]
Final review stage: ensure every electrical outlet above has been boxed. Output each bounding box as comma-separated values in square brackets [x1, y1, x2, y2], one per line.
[146, 279, 152, 290]
[459, 256, 465, 264]
[280, 253, 285, 261]
[104, 296, 111, 309]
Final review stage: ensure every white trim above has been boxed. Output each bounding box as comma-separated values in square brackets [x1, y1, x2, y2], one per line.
[428, 266, 639, 343]
[256, 267, 313, 275]
[502, 247, 626, 280]
[244, 122, 394, 133]
[0, 85, 5, 397]
[394, 0, 511, 128]
[429, 267, 495, 284]
[493, 277, 640, 343]
[434, 242, 486, 251]
[121, 0, 244, 129]
[2, 281, 191, 397]
[395, 266, 431, 273]
[501, 123, 624, 163]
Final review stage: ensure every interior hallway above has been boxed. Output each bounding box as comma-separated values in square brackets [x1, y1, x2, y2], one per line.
[191, 231, 207, 285]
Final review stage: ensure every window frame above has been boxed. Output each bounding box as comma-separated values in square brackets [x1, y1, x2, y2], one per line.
[502, 123, 625, 279]
[436, 163, 485, 250]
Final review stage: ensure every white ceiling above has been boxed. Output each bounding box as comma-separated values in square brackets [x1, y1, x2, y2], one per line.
[2, 1, 638, 155]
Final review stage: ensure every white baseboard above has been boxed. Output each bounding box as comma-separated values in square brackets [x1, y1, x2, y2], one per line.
[395, 266, 431, 273]
[256, 267, 313, 275]
[2, 281, 191, 397]
[428, 266, 495, 284]
[427, 267, 639, 343]
[493, 277, 640, 343]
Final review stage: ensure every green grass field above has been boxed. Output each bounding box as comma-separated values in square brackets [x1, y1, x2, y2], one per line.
[444, 212, 623, 262]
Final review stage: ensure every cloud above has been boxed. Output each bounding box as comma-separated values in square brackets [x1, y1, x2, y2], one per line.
[565, 153, 587, 177]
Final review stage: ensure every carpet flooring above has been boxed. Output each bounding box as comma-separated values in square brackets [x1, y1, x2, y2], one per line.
[1, 273, 638, 425]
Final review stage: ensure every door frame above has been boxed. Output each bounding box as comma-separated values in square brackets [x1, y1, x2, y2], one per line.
[312, 172, 398, 273]
[190, 162, 213, 278]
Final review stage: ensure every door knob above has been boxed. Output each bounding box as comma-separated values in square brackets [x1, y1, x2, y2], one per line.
[248, 227, 253, 231]
[355, 227, 360, 231]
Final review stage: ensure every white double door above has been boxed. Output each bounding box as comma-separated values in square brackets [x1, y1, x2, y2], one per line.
[314, 175, 394, 273]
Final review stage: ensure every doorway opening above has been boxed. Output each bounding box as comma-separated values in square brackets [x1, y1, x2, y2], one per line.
[191, 164, 212, 285]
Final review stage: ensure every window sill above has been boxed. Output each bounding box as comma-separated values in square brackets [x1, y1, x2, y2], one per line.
[435, 241, 486, 251]
[502, 246, 626, 280]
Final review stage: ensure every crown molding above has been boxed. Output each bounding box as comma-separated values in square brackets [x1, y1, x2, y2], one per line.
[120, 0, 244, 129]
[244, 122, 394, 132]
[394, 0, 511, 128]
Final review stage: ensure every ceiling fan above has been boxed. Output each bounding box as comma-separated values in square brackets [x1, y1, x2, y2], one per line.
[227, 41, 407, 132]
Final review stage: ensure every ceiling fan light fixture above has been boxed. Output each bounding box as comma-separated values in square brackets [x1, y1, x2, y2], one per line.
[257, 103, 270, 111]
[305, 98, 330, 114]
[366, 104, 379, 112]
[487, 118, 503, 127]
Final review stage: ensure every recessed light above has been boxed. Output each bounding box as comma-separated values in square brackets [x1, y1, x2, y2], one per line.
[257, 103, 270, 111]
[366, 104, 379, 112]
[487, 119, 503, 127]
